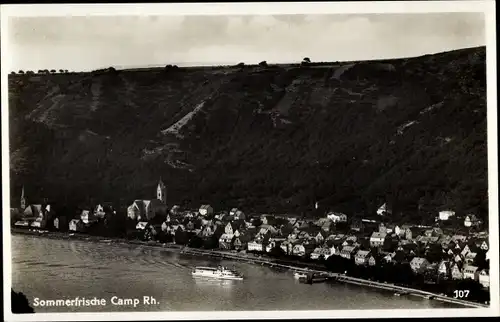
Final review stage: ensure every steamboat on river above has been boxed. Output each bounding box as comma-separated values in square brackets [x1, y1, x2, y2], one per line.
[192, 266, 244, 280]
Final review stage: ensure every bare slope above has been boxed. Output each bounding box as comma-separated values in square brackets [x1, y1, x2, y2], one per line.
[9, 47, 487, 222]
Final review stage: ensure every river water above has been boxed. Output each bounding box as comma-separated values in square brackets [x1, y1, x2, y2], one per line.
[11, 234, 462, 312]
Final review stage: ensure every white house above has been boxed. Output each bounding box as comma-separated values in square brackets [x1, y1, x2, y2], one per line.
[464, 214, 480, 227]
[370, 232, 387, 248]
[438, 210, 456, 221]
[377, 203, 391, 216]
[478, 269, 489, 288]
[136, 221, 148, 230]
[463, 265, 479, 281]
[248, 240, 265, 252]
[199, 204, 214, 216]
[326, 212, 347, 223]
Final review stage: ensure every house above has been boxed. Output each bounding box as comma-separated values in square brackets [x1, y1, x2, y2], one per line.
[127, 199, 166, 221]
[370, 232, 387, 248]
[478, 269, 489, 288]
[404, 228, 420, 240]
[53, 217, 68, 231]
[410, 257, 430, 274]
[354, 250, 371, 266]
[69, 219, 86, 232]
[199, 204, 214, 217]
[80, 210, 98, 224]
[339, 245, 357, 259]
[265, 238, 286, 253]
[318, 219, 331, 232]
[460, 244, 472, 257]
[229, 208, 239, 216]
[383, 224, 395, 234]
[314, 231, 327, 244]
[258, 224, 278, 237]
[326, 212, 347, 223]
[476, 239, 489, 251]
[280, 240, 293, 255]
[218, 234, 235, 250]
[247, 240, 266, 252]
[368, 255, 377, 266]
[438, 210, 455, 221]
[94, 203, 113, 218]
[462, 265, 479, 281]
[464, 252, 477, 264]
[310, 246, 333, 260]
[292, 242, 316, 257]
[234, 210, 245, 220]
[350, 219, 363, 232]
[464, 214, 481, 227]
[185, 220, 196, 231]
[437, 260, 451, 279]
[30, 215, 47, 229]
[136, 221, 148, 230]
[394, 225, 406, 237]
[14, 220, 31, 228]
[451, 263, 463, 280]
[170, 205, 181, 215]
[451, 234, 468, 243]
[23, 204, 44, 218]
[376, 203, 391, 216]
[439, 235, 453, 248]
[378, 223, 390, 234]
[453, 254, 464, 264]
[233, 234, 251, 251]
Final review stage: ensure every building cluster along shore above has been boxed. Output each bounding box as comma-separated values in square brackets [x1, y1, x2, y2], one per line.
[11, 180, 490, 305]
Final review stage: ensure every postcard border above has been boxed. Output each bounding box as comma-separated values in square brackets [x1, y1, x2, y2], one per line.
[2, 1, 498, 321]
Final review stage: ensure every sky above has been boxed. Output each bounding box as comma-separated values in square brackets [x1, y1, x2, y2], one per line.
[8, 13, 485, 72]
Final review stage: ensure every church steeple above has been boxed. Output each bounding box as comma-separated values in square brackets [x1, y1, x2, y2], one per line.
[20, 186, 26, 210]
[157, 178, 166, 204]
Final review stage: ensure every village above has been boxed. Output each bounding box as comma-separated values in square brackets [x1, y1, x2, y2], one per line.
[11, 179, 490, 303]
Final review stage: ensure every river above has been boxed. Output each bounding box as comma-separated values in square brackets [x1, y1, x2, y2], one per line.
[10, 234, 463, 312]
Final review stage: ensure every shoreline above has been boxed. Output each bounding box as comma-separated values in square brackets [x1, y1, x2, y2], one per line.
[11, 228, 488, 309]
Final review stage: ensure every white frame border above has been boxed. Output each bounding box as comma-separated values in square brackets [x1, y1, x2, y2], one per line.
[1, 1, 498, 321]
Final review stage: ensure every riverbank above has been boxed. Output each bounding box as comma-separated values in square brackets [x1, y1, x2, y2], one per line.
[10, 228, 488, 309]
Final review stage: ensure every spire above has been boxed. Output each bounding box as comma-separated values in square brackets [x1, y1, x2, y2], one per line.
[21, 186, 25, 198]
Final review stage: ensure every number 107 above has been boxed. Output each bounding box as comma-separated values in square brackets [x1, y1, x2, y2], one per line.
[453, 290, 470, 298]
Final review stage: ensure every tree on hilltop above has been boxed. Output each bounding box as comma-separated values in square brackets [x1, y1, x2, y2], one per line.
[258, 61, 268, 67]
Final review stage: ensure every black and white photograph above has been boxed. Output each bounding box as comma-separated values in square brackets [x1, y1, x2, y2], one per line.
[2, 1, 498, 321]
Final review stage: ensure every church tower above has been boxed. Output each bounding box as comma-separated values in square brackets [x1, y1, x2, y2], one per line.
[157, 178, 166, 204]
[20, 186, 26, 211]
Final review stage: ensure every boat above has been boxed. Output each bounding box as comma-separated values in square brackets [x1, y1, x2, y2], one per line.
[298, 273, 328, 284]
[192, 266, 244, 280]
